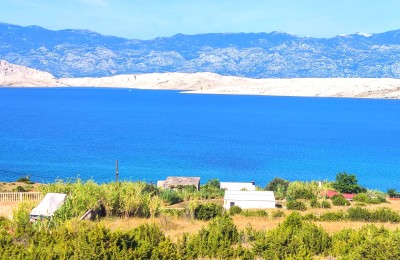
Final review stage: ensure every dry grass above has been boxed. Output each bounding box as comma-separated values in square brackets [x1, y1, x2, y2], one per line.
[100, 216, 208, 242]
[232, 215, 282, 231]
[0, 202, 19, 218]
[0, 181, 40, 192]
[2, 196, 400, 240]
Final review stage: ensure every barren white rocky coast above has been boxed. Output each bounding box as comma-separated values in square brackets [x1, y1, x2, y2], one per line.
[1, 60, 400, 99]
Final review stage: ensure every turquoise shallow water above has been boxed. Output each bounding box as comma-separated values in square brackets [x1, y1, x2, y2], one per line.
[0, 88, 399, 190]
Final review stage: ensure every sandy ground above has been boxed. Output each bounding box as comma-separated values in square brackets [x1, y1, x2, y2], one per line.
[60, 75, 400, 99]
[0, 201, 18, 218]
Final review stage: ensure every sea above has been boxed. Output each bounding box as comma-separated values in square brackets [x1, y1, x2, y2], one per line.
[0, 87, 399, 191]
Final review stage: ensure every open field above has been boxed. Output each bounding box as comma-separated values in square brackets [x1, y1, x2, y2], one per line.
[100, 199, 400, 242]
[2, 197, 400, 242]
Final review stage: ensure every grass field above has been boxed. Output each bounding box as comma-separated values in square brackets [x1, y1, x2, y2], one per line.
[2, 183, 400, 242]
[98, 199, 400, 242]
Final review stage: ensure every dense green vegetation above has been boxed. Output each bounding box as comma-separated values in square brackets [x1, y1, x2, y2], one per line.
[332, 172, 366, 194]
[2, 174, 398, 258]
[2, 207, 400, 259]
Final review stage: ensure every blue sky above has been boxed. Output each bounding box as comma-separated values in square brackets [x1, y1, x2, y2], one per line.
[1, 0, 400, 39]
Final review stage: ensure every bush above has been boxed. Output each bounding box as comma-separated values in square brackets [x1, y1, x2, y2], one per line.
[286, 200, 307, 211]
[371, 207, 400, 223]
[160, 208, 184, 218]
[16, 177, 34, 184]
[180, 215, 239, 259]
[229, 205, 242, 216]
[303, 213, 318, 221]
[330, 225, 400, 259]
[272, 210, 285, 219]
[13, 186, 27, 192]
[194, 203, 223, 220]
[331, 195, 350, 206]
[353, 192, 386, 204]
[347, 207, 371, 221]
[159, 189, 182, 205]
[265, 177, 289, 199]
[310, 197, 321, 208]
[253, 212, 331, 259]
[240, 210, 268, 217]
[319, 211, 346, 221]
[321, 200, 331, 208]
[286, 181, 319, 200]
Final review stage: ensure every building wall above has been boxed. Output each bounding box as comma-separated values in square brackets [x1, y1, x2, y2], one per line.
[223, 190, 275, 209]
[224, 199, 275, 209]
[220, 182, 256, 191]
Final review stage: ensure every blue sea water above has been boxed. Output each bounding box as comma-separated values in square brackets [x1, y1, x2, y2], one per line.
[0, 87, 399, 190]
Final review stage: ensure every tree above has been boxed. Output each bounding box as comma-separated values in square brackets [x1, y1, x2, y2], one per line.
[265, 177, 289, 192]
[202, 179, 220, 191]
[265, 177, 290, 200]
[332, 172, 366, 194]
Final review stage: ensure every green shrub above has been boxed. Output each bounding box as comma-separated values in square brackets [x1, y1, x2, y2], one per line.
[303, 213, 318, 221]
[13, 186, 27, 192]
[160, 208, 184, 218]
[286, 181, 319, 200]
[159, 189, 182, 205]
[265, 177, 289, 200]
[286, 200, 307, 211]
[16, 177, 34, 184]
[310, 197, 321, 208]
[330, 225, 400, 259]
[194, 203, 223, 220]
[347, 207, 371, 221]
[319, 211, 346, 222]
[321, 200, 331, 208]
[331, 195, 350, 206]
[180, 215, 239, 259]
[272, 210, 285, 219]
[253, 212, 331, 259]
[240, 210, 268, 217]
[38, 179, 157, 219]
[353, 192, 386, 204]
[371, 207, 400, 223]
[229, 205, 242, 216]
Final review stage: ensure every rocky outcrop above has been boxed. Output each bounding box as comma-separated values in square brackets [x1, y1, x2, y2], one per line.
[0, 60, 61, 86]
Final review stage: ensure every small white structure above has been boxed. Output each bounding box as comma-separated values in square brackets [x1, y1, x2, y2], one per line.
[223, 190, 275, 209]
[220, 181, 256, 191]
[30, 193, 67, 222]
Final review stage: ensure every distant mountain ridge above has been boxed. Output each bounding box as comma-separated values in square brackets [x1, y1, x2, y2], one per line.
[1, 22, 400, 78]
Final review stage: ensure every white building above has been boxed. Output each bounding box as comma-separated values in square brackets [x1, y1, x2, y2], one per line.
[223, 190, 275, 209]
[220, 181, 256, 191]
[30, 193, 67, 222]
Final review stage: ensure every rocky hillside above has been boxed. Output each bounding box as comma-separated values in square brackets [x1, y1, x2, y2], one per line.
[0, 60, 60, 86]
[1, 22, 400, 78]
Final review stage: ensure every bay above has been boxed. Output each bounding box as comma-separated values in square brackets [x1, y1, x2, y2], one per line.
[0, 87, 399, 190]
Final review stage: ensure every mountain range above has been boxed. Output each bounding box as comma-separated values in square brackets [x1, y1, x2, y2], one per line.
[1, 22, 400, 78]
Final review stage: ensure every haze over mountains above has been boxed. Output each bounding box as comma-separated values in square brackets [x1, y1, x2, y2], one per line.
[1, 22, 400, 78]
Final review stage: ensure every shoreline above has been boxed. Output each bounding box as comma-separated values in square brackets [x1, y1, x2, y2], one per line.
[2, 76, 400, 100]
[1, 60, 400, 99]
